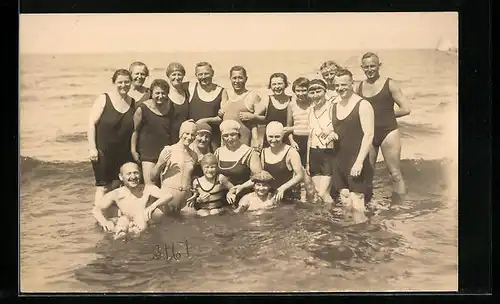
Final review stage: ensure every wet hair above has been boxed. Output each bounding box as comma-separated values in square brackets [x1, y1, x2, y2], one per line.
[361, 52, 380, 62]
[195, 62, 214, 74]
[334, 68, 353, 80]
[307, 79, 327, 90]
[111, 69, 132, 83]
[229, 65, 247, 78]
[149, 79, 170, 94]
[319, 60, 341, 72]
[129, 61, 150, 77]
[200, 153, 218, 167]
[166, 62, 186, 76]
[267, 72, 289, 89]
[292, 77, 310, 92]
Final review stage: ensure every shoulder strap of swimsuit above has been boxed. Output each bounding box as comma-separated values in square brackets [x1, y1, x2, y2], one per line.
[240, 146, 253, 165]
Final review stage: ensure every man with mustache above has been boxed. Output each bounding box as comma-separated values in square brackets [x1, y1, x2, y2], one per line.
[92, 162, 173, 239]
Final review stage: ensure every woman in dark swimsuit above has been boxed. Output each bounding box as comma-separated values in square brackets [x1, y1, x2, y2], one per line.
[88, 69, 136, 206]
[166, 62, 190, 143]
[253, 73, 292, 148]
[261, 122, 304, 202]
[188, 62, 228, 151]
[131, 79, 173, 185]
[215, 120, 262, 206]
[355, 52, 411, 207]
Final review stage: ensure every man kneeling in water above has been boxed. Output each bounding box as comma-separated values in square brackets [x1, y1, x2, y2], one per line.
[234, 171, 276, 213]
[92, 162, 173, 239]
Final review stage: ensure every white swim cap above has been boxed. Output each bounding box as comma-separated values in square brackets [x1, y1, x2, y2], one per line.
[220, 119, 241, 135]
[179, 119, 197, 138]
[265, 121, 284, 136]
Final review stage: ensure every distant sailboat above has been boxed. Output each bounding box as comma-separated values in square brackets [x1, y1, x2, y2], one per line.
[437, 37, 458, 55]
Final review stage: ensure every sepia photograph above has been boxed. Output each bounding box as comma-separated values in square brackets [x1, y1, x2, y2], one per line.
[19, 12, 458, 293]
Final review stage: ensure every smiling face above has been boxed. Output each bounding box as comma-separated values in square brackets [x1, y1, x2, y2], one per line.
[168, 70, 185, 87]
[221, 132, 240, 148]
[119, 162, 142, 188]
[230, 70, 247, 92]
[195, 66, 214, 86]
[320, 67, 337, 86]
[334, 74, 354, 99]
[361, 56, 381, 80]
[308, 86, 326, 106]
[196, 131, 212, 149]
[266, 129, 284, 148]
[202, 163, 217, 179]
[179, 125, 197, 147]
[270, 77, 286, 95]
[254, 182, 271, 197]
[151, 86, 168, 105]
[114, 74, 132, 95]
[131, 65, 148, 87]
[294, 85, 309, 102]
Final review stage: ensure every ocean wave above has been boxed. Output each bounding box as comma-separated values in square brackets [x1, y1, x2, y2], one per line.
[399, 121, 442, 136]
[48, 94, 96, 101]
[54, 132, 87, 143]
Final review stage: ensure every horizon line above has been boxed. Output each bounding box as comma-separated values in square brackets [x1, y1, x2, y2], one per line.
[20, 47, 437, 55]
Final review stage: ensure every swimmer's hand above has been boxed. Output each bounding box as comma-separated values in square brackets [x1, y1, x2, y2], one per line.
[218, 109, 225, 118]
[238, 112, 254, 122]
[350, 161, 363, 177]
[102, 220, 115, 232]
[305, 164, 311, 176]
[226, 191, 236, 205]
[143, 206, 154, 222]
[231, 185, 244, 196]
[89, 148, 99, 162]
[273, 187, 286, 202]
[132, 151, 141, 163]
[158, 148, 172, 164]
[186, 193, 198, 208]
[196, 192, 211, 203]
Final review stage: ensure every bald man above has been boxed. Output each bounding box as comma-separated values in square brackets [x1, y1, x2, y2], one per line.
[92, 162, 173, 239]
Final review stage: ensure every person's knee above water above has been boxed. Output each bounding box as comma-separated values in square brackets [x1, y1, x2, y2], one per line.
[187, 153, 236, 217]
[306, 79, 337, 204]
[261, 121, 304, 202]
[330, 68, 375, 223]
[215, 119, 263, 205]
[151, 119, 198, 213]
[234, 170, 276, 213]
[92, 162, 173, 239]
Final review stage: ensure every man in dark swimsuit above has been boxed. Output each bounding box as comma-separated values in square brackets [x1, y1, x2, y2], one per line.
[331, 69, 375, 224]
[355, 52, 411, 207]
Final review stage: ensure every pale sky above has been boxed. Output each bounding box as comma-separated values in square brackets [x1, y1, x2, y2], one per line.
[20, 12, 458, 54]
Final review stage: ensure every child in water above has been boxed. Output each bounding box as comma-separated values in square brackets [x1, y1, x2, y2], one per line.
[92, 162, 173, 240]
[234, 171, 277, 213]
[187, 153, 236, 216]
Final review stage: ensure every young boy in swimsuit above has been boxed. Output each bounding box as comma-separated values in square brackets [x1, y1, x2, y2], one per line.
[187, 153, 236, 216]
[92, 162, 173, 240]
[234, 171, 277, 213]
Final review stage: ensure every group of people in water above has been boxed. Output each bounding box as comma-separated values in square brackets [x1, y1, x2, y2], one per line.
[89, 53, 411, 239]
